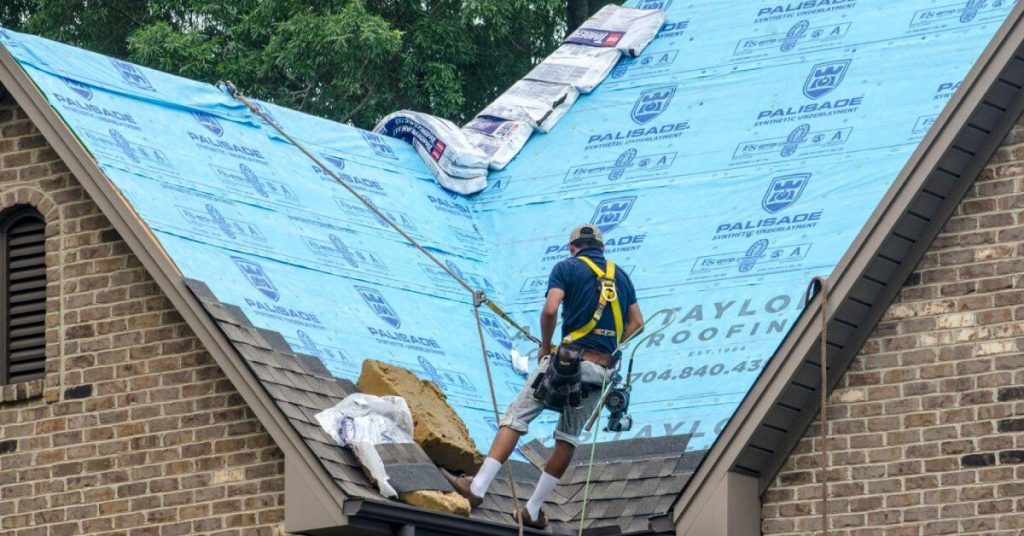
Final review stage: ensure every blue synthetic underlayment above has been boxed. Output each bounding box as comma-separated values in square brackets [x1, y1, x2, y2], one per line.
[0, 0, 1012, 457]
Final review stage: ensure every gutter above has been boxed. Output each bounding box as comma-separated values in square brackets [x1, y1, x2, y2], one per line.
[333, 499, 670, 536]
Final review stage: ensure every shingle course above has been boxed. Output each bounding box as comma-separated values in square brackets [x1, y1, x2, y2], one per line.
[185, 278, 704, 532]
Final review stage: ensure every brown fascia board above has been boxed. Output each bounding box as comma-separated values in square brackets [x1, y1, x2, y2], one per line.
[672, 2, 1024, 531]
[0, 46, 349, 527]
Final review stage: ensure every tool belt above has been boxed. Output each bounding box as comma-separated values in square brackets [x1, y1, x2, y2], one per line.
[532, 345, 584, 409]
[532, 256, 623, 411]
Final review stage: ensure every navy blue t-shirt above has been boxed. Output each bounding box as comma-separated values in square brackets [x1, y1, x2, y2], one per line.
[547, 247, 637, 354]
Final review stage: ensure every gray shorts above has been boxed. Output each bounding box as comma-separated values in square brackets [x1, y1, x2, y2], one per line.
[499, 356, 611, 447]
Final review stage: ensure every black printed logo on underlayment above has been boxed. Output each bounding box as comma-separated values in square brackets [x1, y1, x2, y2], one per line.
[236, 164, 267, 198]
[609, 149, 637, 180]
[781, 20, 810, 52]
[781, 123, 810, 157]
[295, 329, 351, 364]
[803, 60, 850, 100]
[192, 111, 224, 137]
[637, 0, 672, 8]
[62, 78, 93, 100]
[961, 0, 987, 23]
[360, 131, 398, 160]
[740, 239, 770, 272]
[355, 286, 401, 329]
[592, 196, 636, 234]
[110, 58, 154, 91]
[232, 256, 279, 301]
[762, 174, 809, 213]
[320, 154, 346, 173]
[445, 259, 465, 279]
[631, 86, 675, 125]
[109, 129, 139, 163]
[480, 313, 513, 350]
[418, 356, 447, 389]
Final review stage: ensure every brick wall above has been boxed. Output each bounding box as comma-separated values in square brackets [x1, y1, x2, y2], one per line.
[0, 91, 286, 534]
[761, 114, 1024, 534]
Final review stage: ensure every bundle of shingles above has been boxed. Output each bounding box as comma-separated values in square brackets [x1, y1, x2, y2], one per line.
[374, 4, 666, 194]
[314, 359, 485, 515]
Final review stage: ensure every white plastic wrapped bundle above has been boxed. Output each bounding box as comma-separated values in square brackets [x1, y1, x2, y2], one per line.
[564, 5, 666, 57]
[462, 116, 534, 170]
[374, 110, 489, 169]
[315, 393, 415, 498]
[428, 166, 487, 195]
[524, 44, 622, 93]
[540, 95, 575, 133]
[479, 80, 579, 133]
[409, 140, 488, 194]
[409, 142, 488, 193]
[374, 110, 490, 194]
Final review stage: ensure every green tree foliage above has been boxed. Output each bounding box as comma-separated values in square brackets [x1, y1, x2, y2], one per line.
[1, 0, 622, 128]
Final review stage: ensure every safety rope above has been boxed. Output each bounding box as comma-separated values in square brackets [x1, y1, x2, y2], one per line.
[577, 371, 608, 536]
[576, 308, 675, 533]
[224, 82, 540, 345]
[225, 84, 527, 533]
[472, 292, 524, 536]
[582, 308, 676, 433]
[807, 276, 830, 536]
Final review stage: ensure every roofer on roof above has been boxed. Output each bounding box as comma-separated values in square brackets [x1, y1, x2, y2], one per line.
[443, 223, 644, 529]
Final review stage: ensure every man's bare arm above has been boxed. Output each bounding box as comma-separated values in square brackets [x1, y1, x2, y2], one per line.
[540, 288, 564, 357]
[621, 303, 644, 343]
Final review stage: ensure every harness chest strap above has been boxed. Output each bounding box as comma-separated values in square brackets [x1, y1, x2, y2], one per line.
[562, 256, 624, 346]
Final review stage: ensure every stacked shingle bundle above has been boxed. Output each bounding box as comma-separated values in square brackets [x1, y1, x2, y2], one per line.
[379, 4, 665, 194]
[373, 111, 491, 194]
[462, 5, 665, 174]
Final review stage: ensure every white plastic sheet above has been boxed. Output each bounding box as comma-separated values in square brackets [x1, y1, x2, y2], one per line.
[315, 394, 415, 498]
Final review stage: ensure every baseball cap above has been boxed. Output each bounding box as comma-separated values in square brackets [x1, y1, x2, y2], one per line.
[569, 223, 604, 246]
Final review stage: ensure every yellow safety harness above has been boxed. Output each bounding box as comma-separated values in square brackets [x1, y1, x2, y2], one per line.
[561, 256, 624, 346]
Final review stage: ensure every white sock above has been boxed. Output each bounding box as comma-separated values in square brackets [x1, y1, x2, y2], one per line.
[526, 472, 559, 519]
[471, 457, 502, 498]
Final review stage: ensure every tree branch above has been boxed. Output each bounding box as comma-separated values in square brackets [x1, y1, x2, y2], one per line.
[343, 83, 378, 123]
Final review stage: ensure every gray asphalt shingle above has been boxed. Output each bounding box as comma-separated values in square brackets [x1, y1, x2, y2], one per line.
[184, 278, 706, 534]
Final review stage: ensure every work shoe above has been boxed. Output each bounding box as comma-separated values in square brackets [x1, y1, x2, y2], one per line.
[513, 507, 548, 530]
[440, 468, 483, 509]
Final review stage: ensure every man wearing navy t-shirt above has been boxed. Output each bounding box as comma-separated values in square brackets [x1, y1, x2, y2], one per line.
[443, 223, 644, 528]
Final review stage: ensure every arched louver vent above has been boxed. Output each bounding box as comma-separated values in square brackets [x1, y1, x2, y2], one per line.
[2, 208, 46, 384]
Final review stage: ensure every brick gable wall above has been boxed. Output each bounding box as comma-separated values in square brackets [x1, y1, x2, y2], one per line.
[0, 91, 285, 535]
[761, 113, 1024, 534]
